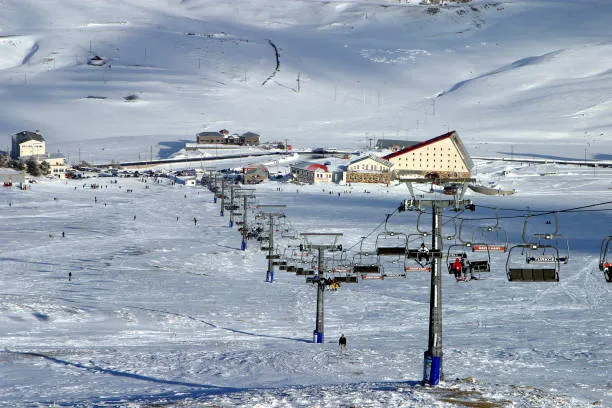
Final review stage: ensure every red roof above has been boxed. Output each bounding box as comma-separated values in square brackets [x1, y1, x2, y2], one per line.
[307, 163, 328, 172]
[382, 130, 457, 161]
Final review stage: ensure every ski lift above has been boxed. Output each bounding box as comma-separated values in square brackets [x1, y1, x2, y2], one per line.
[379, 255, 407, 279]
[312, 250, 358, 285]
[351, 251, 381, 279]
[443, 217, 459, 243]
[330, 250, 352, 274]
[295, 255, 316, 276]
[598, 236, 612, 282]
[506, 243, 560, 282]
[522, 213, 570, 264]
[406, 232, 430, 259]
[375, 228, 410, 278]
[446, 242, 490, 281]
[278, 248, 293, 271]
[471, 214, 508, 252]
[404, 237, 431, 272]
[375, 231, 408, 256]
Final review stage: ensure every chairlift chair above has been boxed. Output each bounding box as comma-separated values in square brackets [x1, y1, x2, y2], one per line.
[445, 242, 490, 280]
[471, 214, 509, 252]
[506, 243, 560, 282]
[351, 251, 381, 278]
[405, 232, 430, 258]
[375, 231, 408, 256]
[295, 254, 317, 276]
[404, 243, 431, 272]
[330, 250, 352, 274]
[522, 213, 570, 264]
[320, 251, 358, 285]
[598, 236, 612, 282]
[379, 256, 407, 279]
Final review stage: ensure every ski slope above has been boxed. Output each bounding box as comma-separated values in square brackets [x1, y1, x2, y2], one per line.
[0, 159, 610, 406]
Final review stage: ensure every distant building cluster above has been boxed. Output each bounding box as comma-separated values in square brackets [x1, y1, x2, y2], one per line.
[2, 129, 473, 188]
[9, 130, 67, 178]
[290, 131, 473, 185]
[188, 129, 260, 147]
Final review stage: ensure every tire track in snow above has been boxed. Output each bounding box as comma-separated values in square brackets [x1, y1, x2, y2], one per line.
[22, 41, 39, 65]
[261, 39, 280, 86]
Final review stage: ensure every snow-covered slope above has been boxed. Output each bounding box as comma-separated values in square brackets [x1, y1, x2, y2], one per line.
[0, 0, 610, 163]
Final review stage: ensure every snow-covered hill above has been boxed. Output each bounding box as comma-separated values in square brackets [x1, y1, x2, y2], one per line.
[1, 0, 610, 163]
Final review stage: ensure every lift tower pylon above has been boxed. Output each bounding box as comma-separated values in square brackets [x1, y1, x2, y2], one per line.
[234, 188, 255, 250]
[257, 205, 286, 282]
[301, 233, 343, 344]
[400, 196, 473, 387]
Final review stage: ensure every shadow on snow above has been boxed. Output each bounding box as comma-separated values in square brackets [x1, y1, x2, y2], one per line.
[127, 305, 312, 343]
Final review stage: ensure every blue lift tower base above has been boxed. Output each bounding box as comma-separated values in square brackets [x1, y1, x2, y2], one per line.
[423, 351, 442, 386]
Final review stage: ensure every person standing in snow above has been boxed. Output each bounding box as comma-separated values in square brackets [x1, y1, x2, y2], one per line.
[339, 334, 347, 353]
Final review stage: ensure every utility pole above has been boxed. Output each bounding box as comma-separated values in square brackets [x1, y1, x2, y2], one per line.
[257, 205, 286, 283]
[400, 194, 473, 386]
[301, 233, 343, 344]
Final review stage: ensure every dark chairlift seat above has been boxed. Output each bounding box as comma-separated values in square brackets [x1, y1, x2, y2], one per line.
[507, 268, 559, 282]
[353, 264, 380, 274]
[334, 275, 358, 283]
[506, 244, 560, 282]
[469, 260, 490, 273]
[376, 247, 406, 256]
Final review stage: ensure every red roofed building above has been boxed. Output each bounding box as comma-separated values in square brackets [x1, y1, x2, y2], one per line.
[382, 130, 473, 181]
[290, 161, 332, 184]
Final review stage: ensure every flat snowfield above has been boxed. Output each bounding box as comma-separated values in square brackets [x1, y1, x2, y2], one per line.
[0, 161, 610, 407]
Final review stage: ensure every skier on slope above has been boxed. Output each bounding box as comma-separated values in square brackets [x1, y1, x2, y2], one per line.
[339, 333, 347, 353]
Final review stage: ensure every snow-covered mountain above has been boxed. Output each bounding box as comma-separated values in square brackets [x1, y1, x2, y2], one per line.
[1, 0, 611, 163]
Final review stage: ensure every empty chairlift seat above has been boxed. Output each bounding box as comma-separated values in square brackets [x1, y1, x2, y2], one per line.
[506, 244, 561, 282]
[507, 268, 559, 282]
[352, 264, 380, 274]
